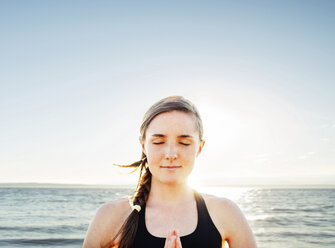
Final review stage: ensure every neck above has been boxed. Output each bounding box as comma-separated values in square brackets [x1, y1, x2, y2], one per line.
[147, 178, 194, 207]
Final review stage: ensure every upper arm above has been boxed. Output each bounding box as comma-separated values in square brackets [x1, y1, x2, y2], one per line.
[221, 200, 257, 248]
[83, 199, 131, 248]
[83, 204, 113, 248]
[205, 195, 257, 248]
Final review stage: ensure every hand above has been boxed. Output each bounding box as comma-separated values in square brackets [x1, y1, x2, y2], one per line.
[164, 230, 182, 248]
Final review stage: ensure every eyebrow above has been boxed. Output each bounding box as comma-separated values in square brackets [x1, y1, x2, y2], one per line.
[151, 134, 194, 138]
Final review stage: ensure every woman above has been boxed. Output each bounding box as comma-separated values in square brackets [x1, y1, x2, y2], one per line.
[83, 96, 257, 248]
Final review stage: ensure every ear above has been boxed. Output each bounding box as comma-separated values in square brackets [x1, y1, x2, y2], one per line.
[139, 136, 146, 154]
[196, 140, 205, 157]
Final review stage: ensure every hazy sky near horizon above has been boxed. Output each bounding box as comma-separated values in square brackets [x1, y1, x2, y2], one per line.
[1, 0, 334, 185]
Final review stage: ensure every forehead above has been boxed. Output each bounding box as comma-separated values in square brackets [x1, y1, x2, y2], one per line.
[146, 111, 198, 135]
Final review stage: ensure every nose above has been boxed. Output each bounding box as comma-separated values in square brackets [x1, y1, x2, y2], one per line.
[165, 143, 177, 160]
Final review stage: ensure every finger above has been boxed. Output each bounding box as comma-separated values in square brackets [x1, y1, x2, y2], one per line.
[169, 237, 177, 248]
[164, 230, 174, 248]
[175, 235, 182, 248]
[164, 235, 170, 248]
[173, 230, 182, 248]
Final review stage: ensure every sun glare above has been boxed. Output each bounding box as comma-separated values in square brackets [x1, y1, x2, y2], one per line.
[188, 173, 250, 202]
[200, 187, 250, 201]
[198, 102, 244, 154]
[187, 173, 203, 190]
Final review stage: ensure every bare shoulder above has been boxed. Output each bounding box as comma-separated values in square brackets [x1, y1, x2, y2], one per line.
[201, 193, 257, 247]
[97, 197, 131, 223]
[83, 197, 132, 248]
[201, 193, 242, 231]
[202, 193, 237, 208]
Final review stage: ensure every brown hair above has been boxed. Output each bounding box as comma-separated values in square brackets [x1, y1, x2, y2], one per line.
[109, 96, 203, 248]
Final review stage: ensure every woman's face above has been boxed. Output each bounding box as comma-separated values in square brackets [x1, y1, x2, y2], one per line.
[140, 110, 205, 185]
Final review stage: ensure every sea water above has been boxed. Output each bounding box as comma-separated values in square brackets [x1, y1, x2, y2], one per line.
[0, 186, 334, 248]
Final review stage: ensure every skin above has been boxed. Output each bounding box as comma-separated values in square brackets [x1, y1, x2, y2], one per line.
[83, 110, 257, 248]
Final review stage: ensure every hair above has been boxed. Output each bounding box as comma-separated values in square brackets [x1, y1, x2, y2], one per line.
[108, 96, 203, 248]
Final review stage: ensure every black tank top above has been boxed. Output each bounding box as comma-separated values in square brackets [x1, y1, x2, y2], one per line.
[131, 191, 222, 248]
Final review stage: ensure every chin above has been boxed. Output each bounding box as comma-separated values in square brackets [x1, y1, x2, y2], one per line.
[160, 176, 186, 186]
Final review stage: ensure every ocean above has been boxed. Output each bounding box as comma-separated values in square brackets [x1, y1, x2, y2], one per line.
[0, 185, 334, 248]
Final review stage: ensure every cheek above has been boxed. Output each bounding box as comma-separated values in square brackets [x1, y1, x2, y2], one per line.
[186, 145, 199, 155]
[145, 145, 163, 160]
[179, 147, 198, 163]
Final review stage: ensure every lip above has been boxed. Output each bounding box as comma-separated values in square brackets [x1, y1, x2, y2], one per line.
[160, 166, 182, 170]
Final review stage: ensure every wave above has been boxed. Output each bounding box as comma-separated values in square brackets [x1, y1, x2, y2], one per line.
[0, 224, 87, 233]
[0, 238, 83, 246]
[270, 204, 334, 213]
[278, 231, 335, 239]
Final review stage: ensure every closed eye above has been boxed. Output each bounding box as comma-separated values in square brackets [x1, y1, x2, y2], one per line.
[153, 142, 164, 145]
[152, 142, 190, 146]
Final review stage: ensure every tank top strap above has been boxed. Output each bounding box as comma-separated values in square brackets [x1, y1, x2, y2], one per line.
[191, 190, 222, 247]
[133, 202, 165, 247]
[193, 190, 211, 225]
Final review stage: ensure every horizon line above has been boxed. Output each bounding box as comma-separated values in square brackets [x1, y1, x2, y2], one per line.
[1, 182, 334, 189]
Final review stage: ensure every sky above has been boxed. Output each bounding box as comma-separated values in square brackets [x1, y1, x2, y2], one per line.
[0, 0, 334, 186]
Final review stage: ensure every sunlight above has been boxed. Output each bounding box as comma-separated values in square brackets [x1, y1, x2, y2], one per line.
[187, 173, 203, 191]
[198, 101, 244, 152]
[188, 173, 251, 202]
[197, 186, 251, 202]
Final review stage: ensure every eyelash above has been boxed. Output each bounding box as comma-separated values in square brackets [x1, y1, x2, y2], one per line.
[153, 142, 190, 146]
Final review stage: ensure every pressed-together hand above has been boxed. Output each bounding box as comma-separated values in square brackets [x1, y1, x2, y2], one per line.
[164, 230, 182, 248]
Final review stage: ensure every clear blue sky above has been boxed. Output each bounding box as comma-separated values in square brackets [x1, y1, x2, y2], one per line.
[0, 0, 334, 185]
